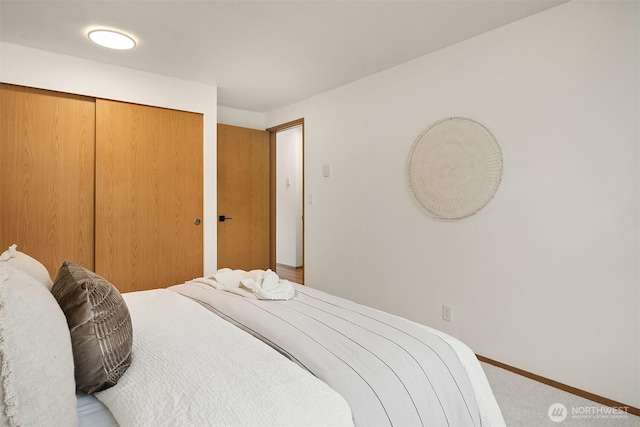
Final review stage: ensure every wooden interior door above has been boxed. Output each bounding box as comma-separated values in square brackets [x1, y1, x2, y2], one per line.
[0, 84, 95, 277]
[217, 124, 270, 270]
[95, 99, 203, 292]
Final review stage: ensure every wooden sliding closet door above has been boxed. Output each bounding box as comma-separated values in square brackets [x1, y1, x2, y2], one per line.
[95, 99, 203, 292]
[0, 84, 95, 277]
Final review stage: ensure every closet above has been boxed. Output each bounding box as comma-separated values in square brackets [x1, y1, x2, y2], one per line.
[0, 83, 203, 292]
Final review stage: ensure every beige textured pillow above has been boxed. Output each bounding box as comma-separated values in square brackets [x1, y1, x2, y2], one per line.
[0, 252, 77, 427]
[0, 244, 52, 289]
[52, 261, 133, 394]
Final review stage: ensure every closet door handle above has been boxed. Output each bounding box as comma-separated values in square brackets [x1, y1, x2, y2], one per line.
[194, 218, 201, 225]
[219, 215, 233, 222]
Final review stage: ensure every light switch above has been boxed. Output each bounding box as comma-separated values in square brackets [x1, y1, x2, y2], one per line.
[322, 164, 331, 178]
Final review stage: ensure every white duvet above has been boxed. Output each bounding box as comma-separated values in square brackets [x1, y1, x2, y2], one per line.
[95, 289, 353, 427]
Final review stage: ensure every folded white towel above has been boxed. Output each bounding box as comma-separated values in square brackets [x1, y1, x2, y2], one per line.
[213, 268, 249, 288]
[189, 268, 295, 301]
[187, 277, 256, 299]
[241, 269, 295, 300]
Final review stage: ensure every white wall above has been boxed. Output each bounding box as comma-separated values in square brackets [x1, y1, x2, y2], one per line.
[267, 1, 639, 408]
[0, 42, 219, 276]
[276, 126, 304, 267]
[217, 105, 265, 130]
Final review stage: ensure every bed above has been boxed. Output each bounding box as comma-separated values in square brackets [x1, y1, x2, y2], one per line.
[0, 246, 505, 427]
[170, 276, 505, 427]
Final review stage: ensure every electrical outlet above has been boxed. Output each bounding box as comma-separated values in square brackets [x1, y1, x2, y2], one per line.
[442, 304, 452, 322]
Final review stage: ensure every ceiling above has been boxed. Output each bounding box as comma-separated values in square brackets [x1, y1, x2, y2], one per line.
[0, 1, 567, 113]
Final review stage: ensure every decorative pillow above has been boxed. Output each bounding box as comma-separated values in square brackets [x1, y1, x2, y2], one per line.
[0, 249, 77, 427]
[52, 261, 133, 394]
[0, 244, 52, 290]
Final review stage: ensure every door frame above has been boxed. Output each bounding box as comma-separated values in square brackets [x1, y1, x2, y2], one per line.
[267, 118, 304, 283]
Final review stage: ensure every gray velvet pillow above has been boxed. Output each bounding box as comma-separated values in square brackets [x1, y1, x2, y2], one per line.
[52, 261, 133, 394]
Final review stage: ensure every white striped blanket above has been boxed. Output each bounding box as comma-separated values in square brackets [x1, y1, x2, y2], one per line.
[170, 281, 505, 427]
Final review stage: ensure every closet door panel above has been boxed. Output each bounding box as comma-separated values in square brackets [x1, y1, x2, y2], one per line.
[95, 99, 203, 292]
[0, 84, 95, 277]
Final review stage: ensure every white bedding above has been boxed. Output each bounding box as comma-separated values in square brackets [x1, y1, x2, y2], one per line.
[172, 281, 506, 427]
[94, 289, 353, 426]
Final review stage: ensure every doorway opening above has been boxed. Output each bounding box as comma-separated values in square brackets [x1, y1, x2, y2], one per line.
[268, 119, 304, 284]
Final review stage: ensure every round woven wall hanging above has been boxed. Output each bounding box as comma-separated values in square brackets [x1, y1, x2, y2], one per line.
[406, 117, 503, 220]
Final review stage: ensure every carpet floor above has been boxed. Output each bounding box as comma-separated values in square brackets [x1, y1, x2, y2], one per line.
[481, 362, 639, 427]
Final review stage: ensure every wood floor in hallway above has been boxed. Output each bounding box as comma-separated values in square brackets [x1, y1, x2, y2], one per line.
[276, 263, 304, 284]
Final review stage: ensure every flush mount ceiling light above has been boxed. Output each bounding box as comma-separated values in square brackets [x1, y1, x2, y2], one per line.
[88, 29, 136, 50]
